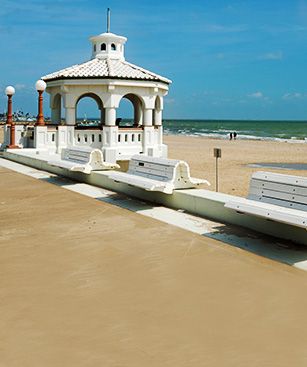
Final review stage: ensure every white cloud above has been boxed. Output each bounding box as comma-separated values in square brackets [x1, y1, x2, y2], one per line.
[15, 84, 26, 91]
[164, 98, 175, 105]
[203, 24, 248, 34]
[259, 51, 283, 60]
[248, 91, 264, 99]
[282, 92, 307, 100]
[247, 92, 270, 102]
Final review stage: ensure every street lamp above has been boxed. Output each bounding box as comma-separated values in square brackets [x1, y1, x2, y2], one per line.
[5, 85, 18, 148]
[35, 79, 47, 126]
[5, 86, 15, 124]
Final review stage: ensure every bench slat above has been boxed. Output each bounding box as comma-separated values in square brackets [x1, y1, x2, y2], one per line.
[129, 161, 172, 172]
[131, 171, 170, 181]
[225, 199, 307, 229]
[252, 171, 307, 188]
[129, 163, 173, 176]
[129, 161, 175, 178]
[64, 155, 89, 163]
[65, 153, 90, 160]
[132, 155, 180, 167]
[250, 179, 307, 197]
[130, 159, 177, 169]
[248, 194, 307, 212]
[109, 171, 172, 193]
[48, 159, 90, 173]
[249, 186, 307, 205]
[130, 167, 173, 180]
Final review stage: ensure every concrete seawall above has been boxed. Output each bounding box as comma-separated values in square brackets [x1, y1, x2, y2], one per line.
[4, 149, 307, 246]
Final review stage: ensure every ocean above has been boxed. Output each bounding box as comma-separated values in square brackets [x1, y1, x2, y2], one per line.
[162, 120, 307, 141]
[77, 118, 307, 141]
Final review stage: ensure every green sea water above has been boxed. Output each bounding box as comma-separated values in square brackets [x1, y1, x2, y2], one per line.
[163, 120, 307, 141]
[80, 118, 307, 141]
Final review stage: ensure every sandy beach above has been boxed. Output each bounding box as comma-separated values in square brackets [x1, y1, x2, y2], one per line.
[164, 134, 307, 197]
[1, 165, 307, 366]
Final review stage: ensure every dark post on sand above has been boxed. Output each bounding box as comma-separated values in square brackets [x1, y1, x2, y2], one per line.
[213, 148, 222, 192]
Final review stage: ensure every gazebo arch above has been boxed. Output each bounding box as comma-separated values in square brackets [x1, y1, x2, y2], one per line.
[153, 96, 163, 126]
[51, 93, 63, 124]
[155, 95, 162, 110]
[75, 93, 105, 126]
[117, 93, 144, 127]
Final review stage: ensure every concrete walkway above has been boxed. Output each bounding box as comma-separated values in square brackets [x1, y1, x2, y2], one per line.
[1, 161, 307, 366]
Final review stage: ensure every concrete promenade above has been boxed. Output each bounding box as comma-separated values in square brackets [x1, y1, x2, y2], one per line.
[1, 165, 307, 366]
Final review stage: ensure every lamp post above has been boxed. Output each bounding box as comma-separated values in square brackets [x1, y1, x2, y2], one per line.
[35, 80, 47, 126]
[5, 85, 18, 149]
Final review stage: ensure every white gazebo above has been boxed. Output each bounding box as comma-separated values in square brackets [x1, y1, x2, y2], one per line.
[36, 21, 171, 162]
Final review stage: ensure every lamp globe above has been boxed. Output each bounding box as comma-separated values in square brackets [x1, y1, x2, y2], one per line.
[35, 80, 47, 92]
[5, 86, 15, 96]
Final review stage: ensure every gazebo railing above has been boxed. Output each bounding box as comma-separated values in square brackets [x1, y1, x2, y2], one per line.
[7, 124, 155, 159]
[74, 129, 102, 148]
[74, 127, 144, 151]
[47, 128, 57, 147]
[117, 128, 143, 146]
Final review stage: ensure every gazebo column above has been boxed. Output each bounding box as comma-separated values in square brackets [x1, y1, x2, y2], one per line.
[56, 106, 75, 153]
[103, 107, 118, 163]
[142, 108, 155, 156]
[65, 107, 76, 125]
[143, 108, 152, 127]
[154, 109, 162, 126]
[133, 103, 142, 127]
[100, 107, 105, 127]
[154, 108, 166, 157]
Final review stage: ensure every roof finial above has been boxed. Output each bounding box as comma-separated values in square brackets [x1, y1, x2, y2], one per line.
[107, 8, 111, 33]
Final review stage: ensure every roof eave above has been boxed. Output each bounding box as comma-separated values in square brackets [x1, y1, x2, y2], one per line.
[42, 75, 171, 85]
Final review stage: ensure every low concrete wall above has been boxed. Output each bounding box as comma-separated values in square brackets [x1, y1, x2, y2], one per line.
[4, 150, 307, 246]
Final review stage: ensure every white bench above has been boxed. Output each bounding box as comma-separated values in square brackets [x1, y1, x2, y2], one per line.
[48, 146, 119, 174]
[108, 154, 210, 194]
[225, 171, 307, 229]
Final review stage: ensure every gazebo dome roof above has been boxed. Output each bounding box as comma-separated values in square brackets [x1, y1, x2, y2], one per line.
[42, 26, 171, 85]
[89, 32, 127, 44]
[42, 57, 171, 84]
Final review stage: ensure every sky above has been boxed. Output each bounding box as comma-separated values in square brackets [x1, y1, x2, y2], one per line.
[1, 0, 307, 120]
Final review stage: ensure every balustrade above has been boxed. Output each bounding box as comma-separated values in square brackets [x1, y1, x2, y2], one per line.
[47, 130, 57, 146]
[6, 125, 147, 159]
[117, 129, 143, 146]
[74, 129, 103, 148]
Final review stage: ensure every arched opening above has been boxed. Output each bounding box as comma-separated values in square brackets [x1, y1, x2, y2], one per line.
[117, 94, 144, 127]
[155, 96, 161, 110]
[111, 43, 116, 51]
[101, 43, 106, 51]
[75, 93, 104, 128]
[51, 93, 63, 124]
[153, 96, 162, 125]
